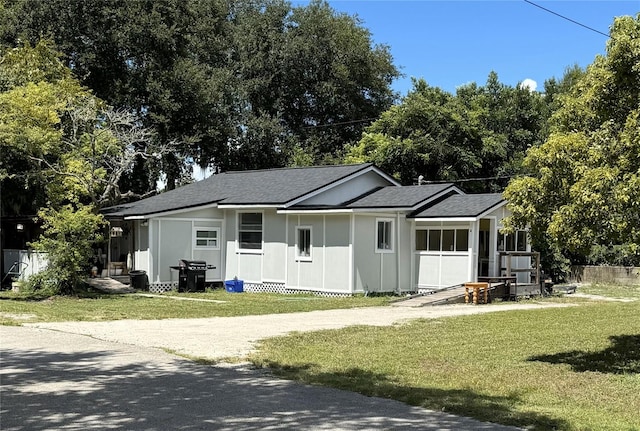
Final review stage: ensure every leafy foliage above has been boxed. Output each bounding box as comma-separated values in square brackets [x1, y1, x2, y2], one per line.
[1, 41, 164, 294]
[0, 0, 399, 188]
[504, 14, 640, 270]
[346, 75, 549, 188]
[27, 205, 106, 294]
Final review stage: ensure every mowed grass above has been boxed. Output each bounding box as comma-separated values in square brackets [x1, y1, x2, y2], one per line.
[250, 295, 640, 430]
[0, 289, 391, 324]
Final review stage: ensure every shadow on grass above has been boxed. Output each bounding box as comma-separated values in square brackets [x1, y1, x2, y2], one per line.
[262, 362, 567, 430]
[528, 334, 640, 374]
[3, 326, 532, 430]
[0, 284, 126, 302]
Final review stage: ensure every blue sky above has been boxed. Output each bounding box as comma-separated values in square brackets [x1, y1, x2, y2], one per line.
[296, 0, 639, 95]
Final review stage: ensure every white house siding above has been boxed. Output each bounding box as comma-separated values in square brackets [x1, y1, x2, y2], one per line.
[297, 170, 395, 206]
[286, 214, 325, 291]
[353, 214, 399, 293]
[397, 217, 413, 292]
[133, 221, 149, 274]
[413, 221, 473, 290]
[224, 209, 286, 285]
[262, 209, 287, 283]
[144, 208, 224, 284]
[322, 215, 352, 292]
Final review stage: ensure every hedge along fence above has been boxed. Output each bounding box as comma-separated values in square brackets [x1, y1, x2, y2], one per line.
[570, 265, 640, 285]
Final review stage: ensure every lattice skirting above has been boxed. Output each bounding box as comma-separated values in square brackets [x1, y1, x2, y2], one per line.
[150, 282, 178, 293]
[243, 282, 351, 297]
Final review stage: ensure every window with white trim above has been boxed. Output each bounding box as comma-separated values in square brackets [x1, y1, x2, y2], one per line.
[376, 219, 394, 252]
[194, 227, 220, 249]
[296, 226, 312, 260]
[416, 229, 469, 251]
[238, 212, 262, 250]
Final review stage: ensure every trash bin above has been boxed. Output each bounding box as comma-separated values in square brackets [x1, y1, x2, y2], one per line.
[129, 270, 148, 290]
[177, 259, 207, 292]
[225, 279, 244, 293]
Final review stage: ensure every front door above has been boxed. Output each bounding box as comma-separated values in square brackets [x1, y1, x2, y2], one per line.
[478, 219, 490, 277]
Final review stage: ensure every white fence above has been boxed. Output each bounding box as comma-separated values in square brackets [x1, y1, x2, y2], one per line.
[3, 249, 48, 281]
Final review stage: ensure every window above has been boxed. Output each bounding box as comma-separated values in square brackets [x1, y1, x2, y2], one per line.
[416, 230, 428, 251]
[296, 227, 312, 260]
[498, 230, 527, 252]
[442, 229, 455, 251]
[416, 228, 469, 252]
[376, 219, 394, 252]
[517, 230, 528, 251]
[456, 229, 469, 251]
[194, 228, 219, 249]
[428, 230, 441, 251]
[238, 212, 262, 250]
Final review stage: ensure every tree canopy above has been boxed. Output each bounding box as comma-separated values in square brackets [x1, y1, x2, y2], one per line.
[0, 0, 399, 188]
[504, 14, 640, 269]
[346, 74, 550, 189]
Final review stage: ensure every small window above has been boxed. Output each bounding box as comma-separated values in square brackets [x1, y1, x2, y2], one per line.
[238, 212, 262, 250]
[296, 227, 312, 260]
[455, 229, 469, 251]
[505, 233, 516, 251]
[194, 228, 219, 249]
[442, 229, 455, 251]
[416, 230, 428, 251]
[517, 230, 527, 251]
[428, 230, 441, 251]
[376, 219, 394, 252]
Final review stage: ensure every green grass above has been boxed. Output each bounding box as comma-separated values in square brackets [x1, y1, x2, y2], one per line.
[249, 300, 640, 430]
[578, 283, 640, 299]
[0, 288, 392, 324]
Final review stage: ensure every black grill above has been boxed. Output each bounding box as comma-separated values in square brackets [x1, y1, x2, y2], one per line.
[177, 259, 207, 292]
[179, 259, 207, 270]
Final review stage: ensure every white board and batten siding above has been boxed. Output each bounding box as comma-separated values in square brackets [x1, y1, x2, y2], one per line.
[145, 207, 224, 284]
[352, 213, 412, 294]
[224, 209, 286, 285]
[413, 221, 474, 290]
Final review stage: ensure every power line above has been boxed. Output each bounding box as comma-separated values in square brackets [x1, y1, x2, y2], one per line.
[419, 175, 517, 185]
[302, 117, 378, 129]
[523, 0, 611, 39]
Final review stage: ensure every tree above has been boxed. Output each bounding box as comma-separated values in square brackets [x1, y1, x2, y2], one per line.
[345, 74, 549, 187]
[504, 14, 640, 272]
[1, 41, 169, 293]
[346, 79, 482, 184]
[0, 0, 399, 183]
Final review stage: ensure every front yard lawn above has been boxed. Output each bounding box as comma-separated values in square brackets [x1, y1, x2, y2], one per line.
[0, 289, 392, 324]
[250, 290, 640, 431]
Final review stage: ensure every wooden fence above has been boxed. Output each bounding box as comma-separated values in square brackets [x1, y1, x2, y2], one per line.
[570, 265, 640, 285]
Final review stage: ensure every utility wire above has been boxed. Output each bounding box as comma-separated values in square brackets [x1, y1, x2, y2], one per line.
[419, 175, 517, 185]
[302, 117, 378, 129]
[524, 0, 611, 39]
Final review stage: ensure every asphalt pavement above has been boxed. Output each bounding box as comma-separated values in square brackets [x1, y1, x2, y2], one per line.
[0, 304, 563, 430]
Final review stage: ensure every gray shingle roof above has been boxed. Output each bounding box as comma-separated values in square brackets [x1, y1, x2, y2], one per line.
[345, 184, 456, 208]
[410, 193, 505, 218]
[103, 163, 375, 218]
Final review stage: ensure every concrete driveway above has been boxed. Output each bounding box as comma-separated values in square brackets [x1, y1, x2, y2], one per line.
[0, 303, 569, 430]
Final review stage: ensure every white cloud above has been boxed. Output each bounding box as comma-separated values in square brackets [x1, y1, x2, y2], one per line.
[519, 78, 538, 92]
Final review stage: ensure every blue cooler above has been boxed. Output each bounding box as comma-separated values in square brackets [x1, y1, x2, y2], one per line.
[225, 279, 244, 293]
